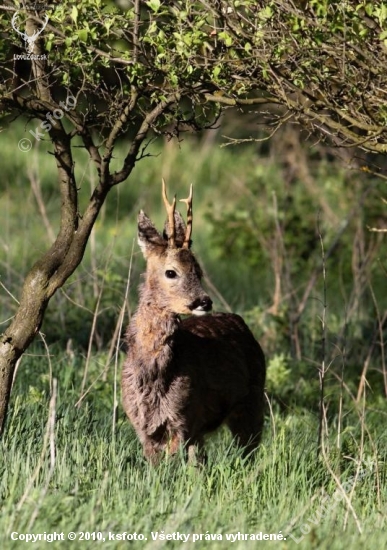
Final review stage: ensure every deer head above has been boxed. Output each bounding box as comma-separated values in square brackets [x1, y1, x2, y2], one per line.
[137, 180, 213, 316]
[12, 11, 49, 54]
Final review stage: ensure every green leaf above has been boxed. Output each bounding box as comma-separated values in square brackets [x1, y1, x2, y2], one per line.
[218, 31, 233, 47]
[258, 6, 273, 21]
[376, 4, 387, 25]
[364, 3, 374, 17]
[213, 65, 221, 78]
[77, 29, 88, 42]
[169, 72, 178, 85]
[71, 6, 78, 23]
[147, 0, 160, 13]
[148, 21, 157, 34]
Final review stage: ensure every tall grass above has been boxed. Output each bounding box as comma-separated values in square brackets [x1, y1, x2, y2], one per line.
[0, 350, 386, 549]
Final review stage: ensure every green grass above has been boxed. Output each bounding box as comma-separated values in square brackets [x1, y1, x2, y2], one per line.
[0, 350, 386, 549]
[1, 124, 387, 548]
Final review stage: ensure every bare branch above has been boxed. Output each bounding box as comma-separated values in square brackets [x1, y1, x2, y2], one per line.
[100, 88, 139, 185]
[111, 93, 181, 185]
[204, 93, 281, 106]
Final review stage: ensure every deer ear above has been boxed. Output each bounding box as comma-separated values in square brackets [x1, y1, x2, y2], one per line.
[163, 211, 187, 247]
[137, 211, 166, 258]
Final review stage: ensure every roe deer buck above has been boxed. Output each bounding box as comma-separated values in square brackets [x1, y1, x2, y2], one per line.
[122, 181, 266, 463]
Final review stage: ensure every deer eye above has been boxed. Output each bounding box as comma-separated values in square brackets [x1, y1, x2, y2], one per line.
[165, 269, 177, 279]
[165, 270, 177, 279]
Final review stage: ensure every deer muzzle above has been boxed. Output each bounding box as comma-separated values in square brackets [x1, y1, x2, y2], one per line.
[189, 296, 213, 316]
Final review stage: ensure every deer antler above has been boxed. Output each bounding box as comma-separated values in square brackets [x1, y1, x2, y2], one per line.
[179, 184, 193, 249]
[162, 178, 176, 248]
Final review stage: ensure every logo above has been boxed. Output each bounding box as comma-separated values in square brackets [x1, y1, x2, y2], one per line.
[12, 10, 48, 54]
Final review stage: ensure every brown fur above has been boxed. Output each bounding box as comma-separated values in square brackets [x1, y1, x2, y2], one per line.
[121, 200, 266, 464]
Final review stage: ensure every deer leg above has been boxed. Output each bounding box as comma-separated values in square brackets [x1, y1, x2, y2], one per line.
[167, 432, 184, 456]
[226, 388, 264, 457]
[167, 433, 207, 464]
[187, 438, 207, 465]
[143, 441, 163, 465]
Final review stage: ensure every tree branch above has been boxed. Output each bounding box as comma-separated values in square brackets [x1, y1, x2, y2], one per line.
[111, 92, 181, 185]
[204, 93, 281, 106]
[100, 88, 139, 186]
[46, 93, 180, 290]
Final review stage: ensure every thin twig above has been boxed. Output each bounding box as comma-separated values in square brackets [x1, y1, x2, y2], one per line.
[320, 437, 363, 535]
[337, 308, 348, 451]
[369, 283, 387, 397]
[15, 379, 57, 521]
[133, 0, 140, 64]
[27, 378, 57, 530]
[317, 211, 327, 457]
[112, 239, 135, 435]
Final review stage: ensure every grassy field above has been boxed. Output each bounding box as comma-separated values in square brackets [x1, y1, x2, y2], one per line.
[0, 124, 387, 548]
[1, 352, 386, 549]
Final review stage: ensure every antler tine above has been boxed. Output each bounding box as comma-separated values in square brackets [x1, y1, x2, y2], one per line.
[179, 184, 193, 249]
[162, 178, 176, 248]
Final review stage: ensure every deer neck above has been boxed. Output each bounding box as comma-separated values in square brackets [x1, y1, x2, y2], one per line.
[128, 287, 180, 372]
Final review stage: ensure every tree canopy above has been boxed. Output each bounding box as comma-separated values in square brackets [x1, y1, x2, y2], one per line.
[1, 1, 387, 153]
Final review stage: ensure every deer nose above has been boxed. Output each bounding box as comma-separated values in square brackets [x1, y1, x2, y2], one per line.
[200, 296, 213, 312]
[189, 295, 213, 315]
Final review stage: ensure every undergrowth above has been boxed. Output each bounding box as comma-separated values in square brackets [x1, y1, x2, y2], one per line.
[0, 349, 386, 549]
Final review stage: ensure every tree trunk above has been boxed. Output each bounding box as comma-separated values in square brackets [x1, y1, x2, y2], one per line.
[0, 266, 51, 433]
[0, 183, 106, 434]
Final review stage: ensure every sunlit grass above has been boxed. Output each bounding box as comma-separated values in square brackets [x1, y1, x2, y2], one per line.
[0, 350, 385, 549]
